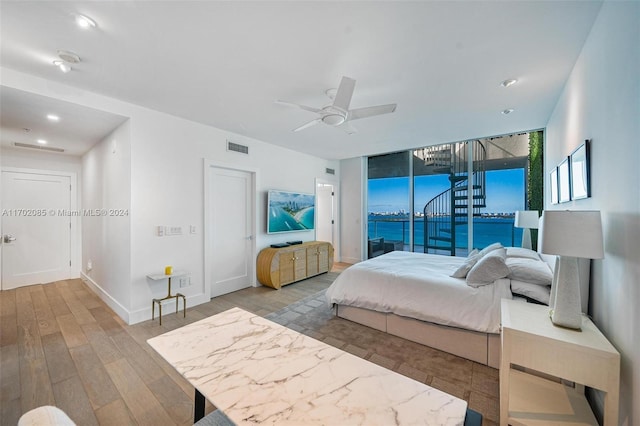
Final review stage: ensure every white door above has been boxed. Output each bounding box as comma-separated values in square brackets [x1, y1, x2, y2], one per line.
[210, 167, 254, 297]
[2, 171, 71, 290]
[316, 182, 335, 246]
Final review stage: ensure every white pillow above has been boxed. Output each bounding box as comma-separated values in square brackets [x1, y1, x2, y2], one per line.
[477, 242, 503, 258]
[511, 281, 551, 305]
[450, 249, 481, 278]
[506, 247, 540, 260]
[506, 257, 553, 286]
[467, 248, 509, 287]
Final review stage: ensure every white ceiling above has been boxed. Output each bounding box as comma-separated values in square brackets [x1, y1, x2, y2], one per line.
[0, 1, 602, 160]
[0, 86, 128, 156]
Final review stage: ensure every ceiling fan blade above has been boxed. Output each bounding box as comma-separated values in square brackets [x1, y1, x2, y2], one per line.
[275, 100, 322, 114]
[293, 118, 321, 132]
[332, 76, 356, 112]
[337, 121, 358, 135]
[348, 103, 397, 121]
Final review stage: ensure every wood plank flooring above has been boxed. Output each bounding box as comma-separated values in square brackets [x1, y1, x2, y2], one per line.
[0, 261, 497, 425]
[0, 265, 347, 426]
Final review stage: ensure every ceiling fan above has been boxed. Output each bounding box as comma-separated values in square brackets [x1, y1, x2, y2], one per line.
[276, 76, 397, 134]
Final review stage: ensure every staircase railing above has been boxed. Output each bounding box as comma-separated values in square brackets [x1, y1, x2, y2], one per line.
[423, 140, 486, 255]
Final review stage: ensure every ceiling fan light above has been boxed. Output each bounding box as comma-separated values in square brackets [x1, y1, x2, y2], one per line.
[322, 114, 346, 126]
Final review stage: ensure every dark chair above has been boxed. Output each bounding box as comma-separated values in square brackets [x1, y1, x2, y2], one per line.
[368, 237, 385, 258]
[384, 240, 403, 253]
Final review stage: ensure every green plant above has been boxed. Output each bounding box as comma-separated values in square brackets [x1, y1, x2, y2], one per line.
[528, 130, 544, 249]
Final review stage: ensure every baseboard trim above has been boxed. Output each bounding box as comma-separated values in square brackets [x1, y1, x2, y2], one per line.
[80, 272, 131, 323]
[341, 256, 361, 264]
[128, 292, 211, 325]
[80, 272, 212, 325]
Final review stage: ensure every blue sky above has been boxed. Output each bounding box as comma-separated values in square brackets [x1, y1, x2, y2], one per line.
[368, 169, 525, 214]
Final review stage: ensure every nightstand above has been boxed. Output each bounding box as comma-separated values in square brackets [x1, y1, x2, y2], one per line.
[500, 299, 620, 426]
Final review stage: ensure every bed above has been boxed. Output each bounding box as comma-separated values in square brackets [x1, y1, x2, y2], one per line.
[326, 244, 589, 369]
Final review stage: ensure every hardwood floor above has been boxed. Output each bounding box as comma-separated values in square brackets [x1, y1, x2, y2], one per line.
[0, 261, 499, 425]
[0, 264, 348, 426]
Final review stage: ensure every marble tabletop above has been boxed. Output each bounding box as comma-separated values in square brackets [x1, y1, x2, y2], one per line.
[147, 307, 467, 425]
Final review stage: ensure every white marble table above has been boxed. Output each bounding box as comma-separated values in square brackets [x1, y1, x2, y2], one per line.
[147, 307, 468, 425]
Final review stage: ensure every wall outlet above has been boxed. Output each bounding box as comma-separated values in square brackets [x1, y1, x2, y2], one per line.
[190, 225, 196, 234]
[157, 226, 164, 236]
[87, 260, 92, 271]
[179, 276, 190, 288]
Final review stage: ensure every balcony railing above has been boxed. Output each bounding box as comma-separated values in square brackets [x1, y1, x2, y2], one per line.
[368, 216, 521, 253]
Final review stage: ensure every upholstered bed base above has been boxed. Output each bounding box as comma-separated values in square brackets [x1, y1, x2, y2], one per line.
[336, 305, 501, 369]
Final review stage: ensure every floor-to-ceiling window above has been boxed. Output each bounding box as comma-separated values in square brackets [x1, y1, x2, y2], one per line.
[367, 132, 539, 257]
[367, 151, 410, 257]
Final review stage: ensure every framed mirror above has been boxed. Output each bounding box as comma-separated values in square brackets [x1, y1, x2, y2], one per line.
[558, 157, 571, 203]
[570, 140, 591, 200]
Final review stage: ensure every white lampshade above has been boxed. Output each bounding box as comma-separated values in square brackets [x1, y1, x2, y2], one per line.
[539, 210, 604, 259]
[514, 210, 540, 229]
[539, 210, 604, 330]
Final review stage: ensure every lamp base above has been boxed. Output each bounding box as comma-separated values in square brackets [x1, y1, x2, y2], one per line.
[521, 228, 532, 250]
[549, 255, 583, 330]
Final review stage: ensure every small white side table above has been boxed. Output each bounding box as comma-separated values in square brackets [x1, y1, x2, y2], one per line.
[500, 298, 620, 426]
[147, 271, 187, 325]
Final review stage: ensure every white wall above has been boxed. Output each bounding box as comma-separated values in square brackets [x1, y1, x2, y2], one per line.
[81, 120, 132, 319]
[128, 108, 339, 322]
[339, 157, 365, 264]
[1, 147, 83, 279]
[1, 68, 339, 324]
[545, 1, 640, 423]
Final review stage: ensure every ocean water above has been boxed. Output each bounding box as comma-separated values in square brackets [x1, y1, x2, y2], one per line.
[368, 216, 523, 250]
[268, 206, 314, 233]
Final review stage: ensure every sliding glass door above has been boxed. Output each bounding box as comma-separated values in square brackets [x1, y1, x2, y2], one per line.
[367, 151, 410, 257]
[367, 132, 537, 257]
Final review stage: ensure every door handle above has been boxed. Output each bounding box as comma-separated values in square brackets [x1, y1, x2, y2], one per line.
[3, 235, 16, 243]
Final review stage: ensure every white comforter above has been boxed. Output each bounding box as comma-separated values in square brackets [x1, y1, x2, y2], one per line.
[325, 251, 512, 333]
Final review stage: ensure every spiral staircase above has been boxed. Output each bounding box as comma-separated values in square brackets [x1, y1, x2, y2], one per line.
[421, 141, 487, 256]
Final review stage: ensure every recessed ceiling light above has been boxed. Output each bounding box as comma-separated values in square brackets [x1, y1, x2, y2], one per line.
[37, 139, 48, 145]
[500, 79, 518, 88]
[57, 50, 81, 63]
[53, 60, 72, 73]
[502, 108, 514, 115]
[76, 14, 96, 29]
[47, 114, 60, 122]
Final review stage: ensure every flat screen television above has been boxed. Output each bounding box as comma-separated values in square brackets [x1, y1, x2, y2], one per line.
[267, 189, 315, 233]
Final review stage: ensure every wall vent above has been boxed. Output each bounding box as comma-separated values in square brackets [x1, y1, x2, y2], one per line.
[14, 142, 65, 153]
[227, 141, 249, 154]
[325, 168, 335, 175]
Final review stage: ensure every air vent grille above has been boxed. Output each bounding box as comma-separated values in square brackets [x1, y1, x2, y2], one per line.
[14, 142, 65, 153]
[325, 168, 335, 175]
[227, 141, 249, 154]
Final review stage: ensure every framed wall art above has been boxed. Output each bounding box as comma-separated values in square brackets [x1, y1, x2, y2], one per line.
[550, 168, 559, 204]
[558, 157, 571, 203]
[570, 139, 591, 200]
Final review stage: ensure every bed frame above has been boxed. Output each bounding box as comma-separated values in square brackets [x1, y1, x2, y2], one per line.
[336, 305, 501, 368]
[334, 258, 590, 370]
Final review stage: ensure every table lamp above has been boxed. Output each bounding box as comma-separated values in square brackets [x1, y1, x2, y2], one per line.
[538, 210, 604, 330]
[514, 210, 539, 250]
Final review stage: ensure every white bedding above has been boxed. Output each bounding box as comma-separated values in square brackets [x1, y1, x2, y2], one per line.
[325, 251, 512, 334]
